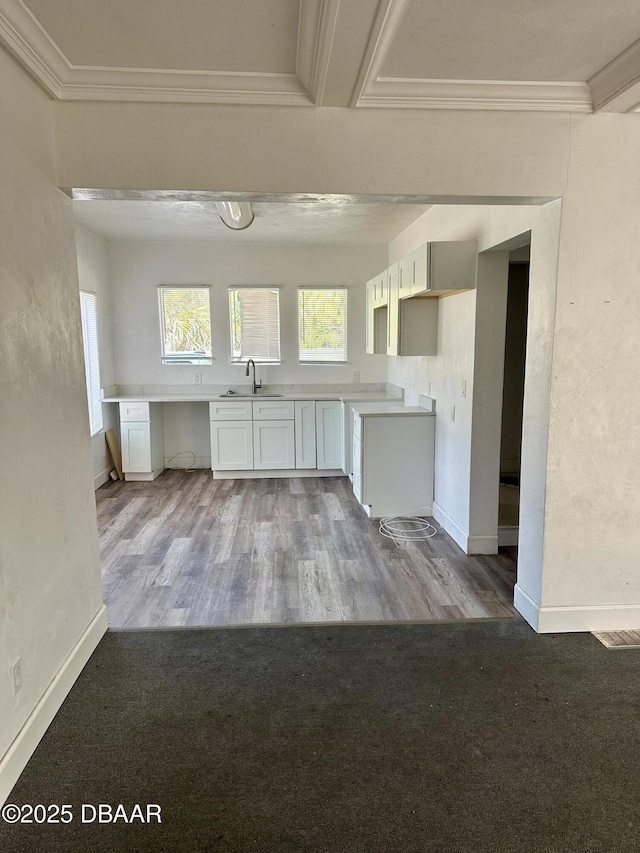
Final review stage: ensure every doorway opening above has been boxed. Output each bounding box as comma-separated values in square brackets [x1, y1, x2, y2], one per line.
[498, 246, 530, 546]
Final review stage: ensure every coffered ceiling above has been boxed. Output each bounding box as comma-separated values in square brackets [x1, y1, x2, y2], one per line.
[1, 0, 640, 112]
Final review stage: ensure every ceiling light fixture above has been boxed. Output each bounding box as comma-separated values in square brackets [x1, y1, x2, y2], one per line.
[216, 201, 254, 230]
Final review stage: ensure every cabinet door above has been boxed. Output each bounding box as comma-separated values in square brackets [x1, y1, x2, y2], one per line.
[411, 244, 429, 295]
[386, 262, 400, 356]
[365, 280, 375, 355]
[316, 401, 344, 470]
[210, 420, 253, 470]
[398, 254, 414, 299]
[376, 270, 388, 306]
[295, 401, 316, 469]
[121, 422, 151, 472]
[253, 420, 295, 470]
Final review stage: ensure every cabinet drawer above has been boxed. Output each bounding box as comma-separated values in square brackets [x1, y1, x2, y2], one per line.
[252, 400, 294, 420]
[209, 401, 253, 421]
[119, 401, 150, 422]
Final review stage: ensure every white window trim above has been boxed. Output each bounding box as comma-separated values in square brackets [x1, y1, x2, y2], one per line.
[157, 285, 213, 366]
[298, 286, 348, 366]
[79, 290, 103, 438]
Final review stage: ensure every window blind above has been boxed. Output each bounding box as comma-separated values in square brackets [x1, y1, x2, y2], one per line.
[79, 291, 103, 437]
[229, 288, 281, 363]
[157, 286, 212, 365]
[298, 288, 348, 364]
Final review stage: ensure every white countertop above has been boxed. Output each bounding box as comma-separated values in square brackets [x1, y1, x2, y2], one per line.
[351, 404, 434, 417]
[103, 391, 402, 404]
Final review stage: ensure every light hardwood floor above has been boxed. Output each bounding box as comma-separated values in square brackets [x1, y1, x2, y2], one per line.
[96, 470, 517, 628]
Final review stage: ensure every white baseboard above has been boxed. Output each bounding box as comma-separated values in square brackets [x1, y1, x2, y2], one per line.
[432, 502, 468, 552]
[432, 503, 498, 554]
[93, 468, 112, 490]
[124, 470, 162, 482]
[0, 605, 108, 806]
[466, 534, 499, 555]
[514, 584, 540, 631]
[213, 469, 345, 480]
[515, 584, 640, 633]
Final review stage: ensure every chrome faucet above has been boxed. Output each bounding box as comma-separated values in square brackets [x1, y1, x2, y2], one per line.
[245, 359, 262, 395]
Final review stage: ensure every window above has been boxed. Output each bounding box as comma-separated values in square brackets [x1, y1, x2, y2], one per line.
[298, 288, 348, 364]
[158, 286, 212, 365]
[229, 288, 281, 364]
[79, 291, 103, 437]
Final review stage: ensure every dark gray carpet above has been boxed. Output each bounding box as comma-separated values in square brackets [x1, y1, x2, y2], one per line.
[3, 620, 640, 852]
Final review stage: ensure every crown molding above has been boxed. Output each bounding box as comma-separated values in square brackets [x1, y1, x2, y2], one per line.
[50, 69, 312, 105]
[357, 77, 593, 112]
[0, 0, 67, 96]
[350, 0, 410, 107]
[0, 0, 315, 104]
[589, 37, 640, 112]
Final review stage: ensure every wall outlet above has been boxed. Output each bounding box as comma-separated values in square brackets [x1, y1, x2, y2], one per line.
[352, 371, 360, 383]
[194, 373, 202, 385]
[10, 657, 22, 696]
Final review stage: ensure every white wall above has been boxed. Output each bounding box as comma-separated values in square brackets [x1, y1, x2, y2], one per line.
[531, 115, 640, 627]
[0, 47, 105, 801]
[75, 226, 118, 486]
[107, 240, 388, 466]
[54, 103, 570, 199]
[387, 203, 561, 573]
[108, 240, 388, 389]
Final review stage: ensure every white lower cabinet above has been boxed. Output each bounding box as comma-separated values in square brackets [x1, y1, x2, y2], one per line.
[120, 421, 151, 473]
[295, 401, 316, 469]
[253, 420, 295, 469]
[351, 407, 435, 518]
[210, 398, 342, 474]
[120, 402, 165, 481]
[316, 401, 344, 470]
[210, 421, 254, 470]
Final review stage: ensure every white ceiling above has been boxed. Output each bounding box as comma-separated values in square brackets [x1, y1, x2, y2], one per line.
[382, 0, 640, 83]
[23, 0, 299, 73]
[2, 0, 640, 111]
[72, 200, 431, 244]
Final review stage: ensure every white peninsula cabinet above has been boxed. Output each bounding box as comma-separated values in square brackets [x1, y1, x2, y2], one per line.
[210, 399, 343, 477]
[119, 401, 164, 481]
[351, 405, 435, 518]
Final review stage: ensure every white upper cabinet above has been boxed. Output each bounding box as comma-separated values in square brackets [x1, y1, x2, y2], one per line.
[398, 253, 414, 299]
[414, 240, 477, 296]
[386, 262, 400, 357]
[370, 270, 388, 306]
[365, 240, 477, 359]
